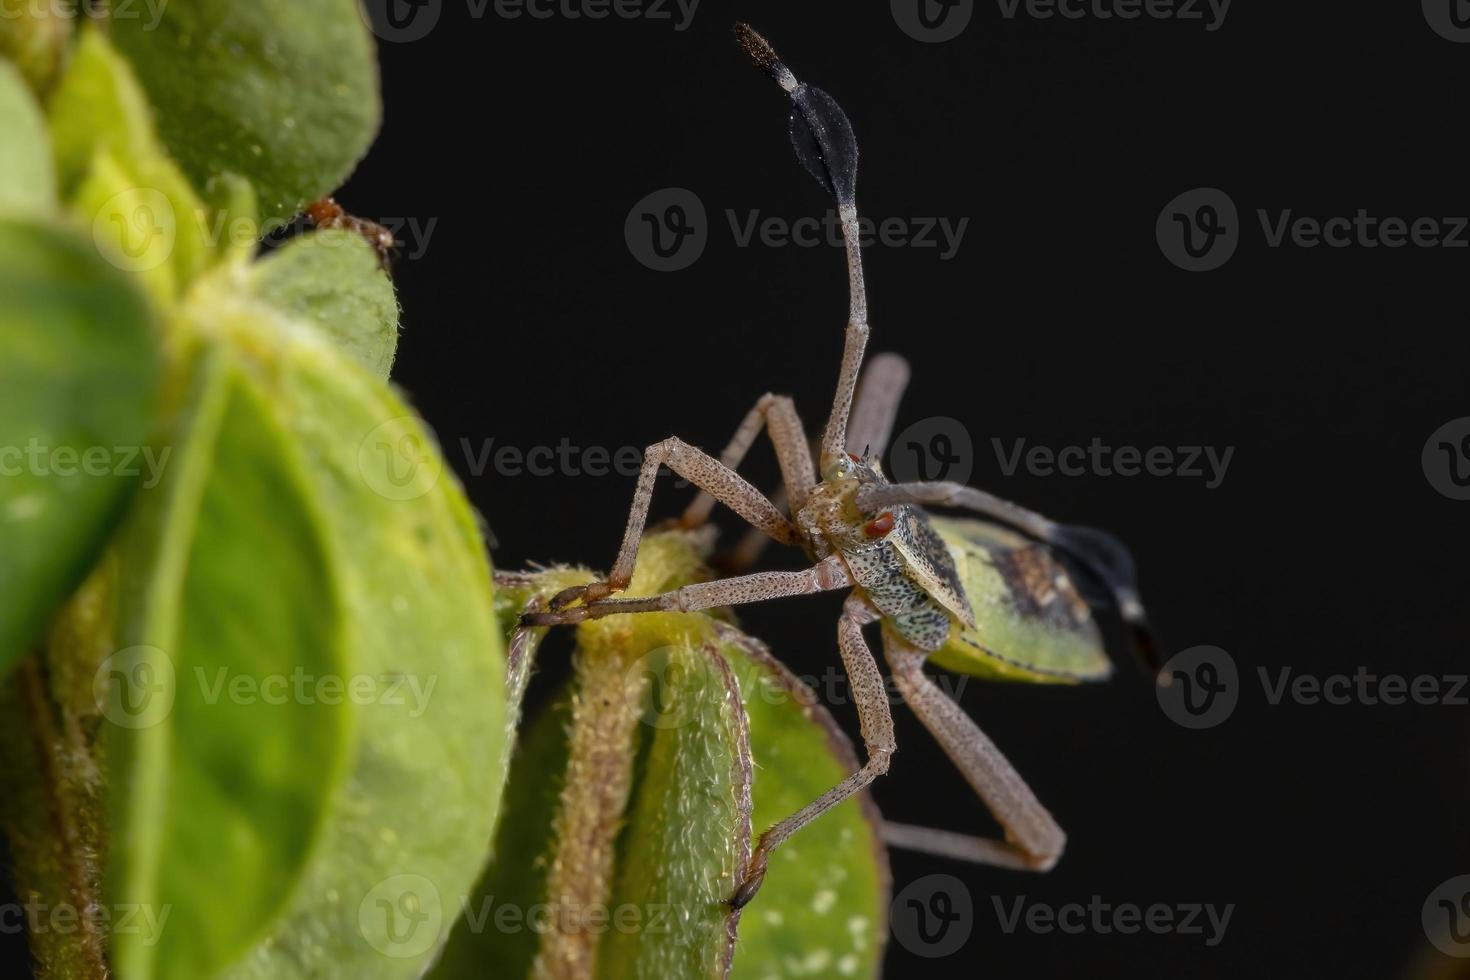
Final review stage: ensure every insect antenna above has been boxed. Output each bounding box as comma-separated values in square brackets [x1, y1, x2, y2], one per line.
[734, 23, 868, 470]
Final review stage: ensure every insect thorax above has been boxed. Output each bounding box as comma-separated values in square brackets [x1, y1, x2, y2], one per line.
[797, 463, 972, 652]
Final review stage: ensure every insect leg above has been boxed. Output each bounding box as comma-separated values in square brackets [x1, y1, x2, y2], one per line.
[845, 352, 911, 461]
[682, 393, 816, 528]
[718, 354, 909, 572]
[882, 633, 1065, 872]
[523, 554, 852, 627]
[547, 438, 799, 612]
[730, 594, 894, 909]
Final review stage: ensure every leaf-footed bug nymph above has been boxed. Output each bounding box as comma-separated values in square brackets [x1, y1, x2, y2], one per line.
[522, 23, 1161, 909]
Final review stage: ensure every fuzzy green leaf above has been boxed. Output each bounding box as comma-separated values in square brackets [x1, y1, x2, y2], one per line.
[101, 0, 382, 224]
[0, 219, 157, 678]
[106, 296, 505, 980]
[438, 533, 891, 979]
[720, 628, 890, 979]
[249, 229, 400, 378]
[48, 28, 217, 303]
[0, 59, 56, 216]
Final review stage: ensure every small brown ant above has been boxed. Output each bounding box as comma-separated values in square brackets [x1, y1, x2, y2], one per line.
[304, 198, 397, 269]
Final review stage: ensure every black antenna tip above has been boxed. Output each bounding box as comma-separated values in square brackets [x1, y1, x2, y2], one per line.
[734, 22, 783, 80]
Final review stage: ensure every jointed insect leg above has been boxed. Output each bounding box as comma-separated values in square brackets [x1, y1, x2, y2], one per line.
[845, 352, 911, 461]
[731, 593, 895, 908]
[719, 353, 908, 573]
[523, 555, 851, 626]
[547, 437, 799, 611]
[882, 634, 1065, 871]
[682, 393, 816, 528]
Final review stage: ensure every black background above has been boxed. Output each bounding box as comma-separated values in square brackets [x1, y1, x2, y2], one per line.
[362, 0, 1468, 977]
[9, 2, 1470, 978]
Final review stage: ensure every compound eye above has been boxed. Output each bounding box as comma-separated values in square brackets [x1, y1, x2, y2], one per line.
[863, 511, 895, 538]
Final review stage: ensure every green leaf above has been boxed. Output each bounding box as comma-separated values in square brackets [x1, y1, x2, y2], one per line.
[0, 0, 71, 93]
[49, 28, 217, 303]
[440, 532, 891, 979]
[106, 349, 354, 980]
[101, 0, 382, 225]
[107, 299, 506, 979]
[0, 59, 56, 216]
[599, 640, 750, 980]
[250, 229, 400, 378]
[0, 218, 158, 678]
[720, 627, 890, 979]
